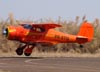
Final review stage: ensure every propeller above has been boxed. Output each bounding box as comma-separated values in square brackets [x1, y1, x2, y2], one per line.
[2, 17, 9, 37]
[2, 13, 17, 38]
[2, 27, 8, 37]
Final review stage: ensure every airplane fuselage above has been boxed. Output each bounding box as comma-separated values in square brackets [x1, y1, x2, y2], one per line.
[6, 26, 77, 45]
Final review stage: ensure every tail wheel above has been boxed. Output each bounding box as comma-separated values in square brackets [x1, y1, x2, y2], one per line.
[79, 44, 84, 48]
[16, 48, 23, 55]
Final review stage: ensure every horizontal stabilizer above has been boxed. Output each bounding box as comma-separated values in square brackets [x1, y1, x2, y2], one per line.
[76, 36, 88, 44]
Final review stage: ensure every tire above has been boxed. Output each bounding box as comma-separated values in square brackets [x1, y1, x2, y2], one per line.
[16, 48, 23, 55]
[24, 53, 31, 56]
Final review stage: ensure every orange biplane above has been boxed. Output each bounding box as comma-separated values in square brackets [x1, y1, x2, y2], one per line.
[2, 22, 94, 56]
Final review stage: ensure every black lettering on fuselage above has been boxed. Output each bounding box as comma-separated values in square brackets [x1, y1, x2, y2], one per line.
[55, 35, 69, 41]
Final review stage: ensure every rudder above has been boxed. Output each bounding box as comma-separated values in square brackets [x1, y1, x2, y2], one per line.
[77, 22, 94, 43]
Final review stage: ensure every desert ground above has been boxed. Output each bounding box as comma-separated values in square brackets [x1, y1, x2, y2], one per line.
[0, 57, 100, 72]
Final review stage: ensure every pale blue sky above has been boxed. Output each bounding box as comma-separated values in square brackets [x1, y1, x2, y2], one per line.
[0, 0, 100, 21]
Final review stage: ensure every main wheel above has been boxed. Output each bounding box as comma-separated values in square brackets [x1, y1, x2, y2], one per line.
[24, 48, 32, 56]
[16, 48, 23, 55]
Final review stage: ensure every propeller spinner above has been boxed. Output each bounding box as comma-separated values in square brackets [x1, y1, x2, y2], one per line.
[2, 28, 8, 37]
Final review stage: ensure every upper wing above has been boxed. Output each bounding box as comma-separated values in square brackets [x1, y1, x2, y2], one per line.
[31, 23, 62, 30]
[20, 23, 62, 30]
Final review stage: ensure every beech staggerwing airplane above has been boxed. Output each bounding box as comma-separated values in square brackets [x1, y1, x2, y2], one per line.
[2, 22, 94, 56]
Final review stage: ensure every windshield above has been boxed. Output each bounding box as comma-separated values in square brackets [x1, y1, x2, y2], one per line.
[22, 24, 32, 29]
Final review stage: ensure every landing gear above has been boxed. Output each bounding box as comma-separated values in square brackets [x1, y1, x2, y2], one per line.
[16, 48, 23, 55]
[16, 44, 27, 55]
[15, 44, 35, 56]
[24, 46, 34, 56]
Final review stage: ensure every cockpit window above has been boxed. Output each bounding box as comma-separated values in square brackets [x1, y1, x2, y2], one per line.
[22, 24, 32, 29]
[22, 24, 45, 32]
[32, 27, 45, 32]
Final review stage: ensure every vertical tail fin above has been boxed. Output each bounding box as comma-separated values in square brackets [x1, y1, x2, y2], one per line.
[77, 22, 94, 44]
